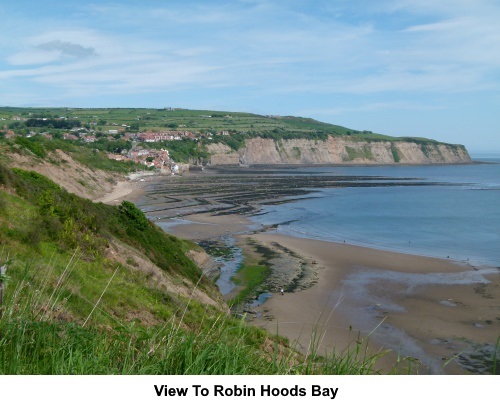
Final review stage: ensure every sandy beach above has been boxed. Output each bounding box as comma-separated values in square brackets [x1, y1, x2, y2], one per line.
[247, 233, 499, 374]
[93, 171, 160, 205]
[122, 168, 499, 375]
[160, 210, 499, 375]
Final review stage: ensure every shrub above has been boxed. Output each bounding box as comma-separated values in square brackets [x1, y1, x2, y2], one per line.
[14, 137, 47, 158]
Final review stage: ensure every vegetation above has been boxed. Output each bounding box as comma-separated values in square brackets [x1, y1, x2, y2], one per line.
[140, 139, 209, 163]
[344, 145, 374, 161]
[391, 144, 401, 163]
[228, 262, 270, 307]
[0, 107, 476, 376]
[0, 273, 388, 375]
[0, 135, 142, 174]
[14, 137, 47, 158]
[0, 163, 395, 375]
[0, 164, 205, 286]
[0, 107, 465, 165]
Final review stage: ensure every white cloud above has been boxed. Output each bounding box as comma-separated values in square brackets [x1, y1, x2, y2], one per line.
[7, 40, 97, 66]
[2, 0, 500, 103]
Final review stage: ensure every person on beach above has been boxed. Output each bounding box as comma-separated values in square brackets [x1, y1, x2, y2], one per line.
[280, 287, 284, 295]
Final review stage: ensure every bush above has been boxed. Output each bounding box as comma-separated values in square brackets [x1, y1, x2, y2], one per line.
[14, 137, 47, 158]
[119, 201, 149, 231]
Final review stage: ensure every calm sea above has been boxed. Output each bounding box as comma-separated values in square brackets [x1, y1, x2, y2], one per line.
[254, 157, 500, 268]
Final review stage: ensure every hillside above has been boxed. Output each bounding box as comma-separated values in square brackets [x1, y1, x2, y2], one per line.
[0, 150, 393, 374]
[0, 106, 472, 375]
[0, 162, 278, 374]
[0, 109, 473, 375]
[0, 107, 471, 166]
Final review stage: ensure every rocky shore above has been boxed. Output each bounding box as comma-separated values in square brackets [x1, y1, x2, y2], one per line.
[129, 166, 499, 375]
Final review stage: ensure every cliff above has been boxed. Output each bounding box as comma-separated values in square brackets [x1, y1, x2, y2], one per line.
[207, 136, 471, 165]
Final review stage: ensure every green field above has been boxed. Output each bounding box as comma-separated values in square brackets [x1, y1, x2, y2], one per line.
[0, 106, 398, 138]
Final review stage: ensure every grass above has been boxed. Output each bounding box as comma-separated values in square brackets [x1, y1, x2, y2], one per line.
[0, 252, 395, 375]
[1, 107, 468, 169]
[391, 144, 401, 162]
[228, 262, 270, 307]
[344, 145, 374, 161]
[0, 162, 397, 375]
[1, 106, 456, 146]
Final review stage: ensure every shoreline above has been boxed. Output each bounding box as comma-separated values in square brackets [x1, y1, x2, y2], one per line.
[271, 226, 496, 270]
[247, 233, 499, 374]
[125, 168, 499, 375]
[93, 171, 161, 205]
[160, 210, 500, 375]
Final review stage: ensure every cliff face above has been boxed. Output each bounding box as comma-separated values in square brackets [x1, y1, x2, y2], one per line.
[207, 136, 471, 165]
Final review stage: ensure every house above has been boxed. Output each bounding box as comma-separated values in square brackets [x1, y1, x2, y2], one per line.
[138, 132, 173, 142]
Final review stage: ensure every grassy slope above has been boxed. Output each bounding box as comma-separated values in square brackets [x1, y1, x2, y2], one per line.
[0, 164, 269, 374]
[0, 106, 459, 143]
[0, 163, 390, 374]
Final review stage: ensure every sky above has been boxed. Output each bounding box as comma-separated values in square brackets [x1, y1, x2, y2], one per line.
[1, 0, 499, 154]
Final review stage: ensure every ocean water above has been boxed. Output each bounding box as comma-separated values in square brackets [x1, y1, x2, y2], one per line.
[253, 158, 499, 372]
[254, 158, 500, 268]
[143, 157, 499, 371]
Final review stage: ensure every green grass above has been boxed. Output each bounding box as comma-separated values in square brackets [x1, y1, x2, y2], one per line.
[0, 297, 270, 374]
[391, 144, 401, 163]
[228, 262, 270, 307]
[0, 252, 395, 375]
[0, 106, 452, 144]
[344, 145, 374, 161]
[0, 156, 425, 376]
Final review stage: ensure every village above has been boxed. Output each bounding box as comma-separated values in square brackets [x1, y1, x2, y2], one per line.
[2, 114, 233, 172]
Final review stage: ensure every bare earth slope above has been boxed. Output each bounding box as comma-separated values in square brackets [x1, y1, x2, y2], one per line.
[4, 149, 122, 200]
[1, 148, 229, 317]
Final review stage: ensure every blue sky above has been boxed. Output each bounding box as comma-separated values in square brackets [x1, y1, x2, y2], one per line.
[1, 0, 499, 153]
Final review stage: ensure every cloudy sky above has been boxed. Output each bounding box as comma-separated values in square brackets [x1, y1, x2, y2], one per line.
[1, 0, 499, 153]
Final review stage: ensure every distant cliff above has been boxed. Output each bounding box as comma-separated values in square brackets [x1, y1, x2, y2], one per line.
[207, 136, 471, 165]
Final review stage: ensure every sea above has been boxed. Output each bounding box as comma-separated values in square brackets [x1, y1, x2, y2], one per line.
[145, 155, 500, 373]
[249, 156, 499, 373]
[253, 156, 500, 268]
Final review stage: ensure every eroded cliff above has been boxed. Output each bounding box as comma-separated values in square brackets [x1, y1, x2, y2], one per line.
[207, 136, 471, 165]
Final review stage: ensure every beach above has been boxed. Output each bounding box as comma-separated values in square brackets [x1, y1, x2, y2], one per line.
[156, 210, 498, 374]
[248, 233, 499, 374]
[93, 171, 160, 205]
[127, 167, 500, 375]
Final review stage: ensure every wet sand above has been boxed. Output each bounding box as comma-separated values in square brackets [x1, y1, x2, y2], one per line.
[247, 234, 500, 374]
[162, 212, 500, 374]
[159, 212, 255, 240]
[125, 168, 499, 375]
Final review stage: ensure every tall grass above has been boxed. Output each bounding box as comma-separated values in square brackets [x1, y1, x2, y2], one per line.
[0, 255, 393, 375]
[0, 257, 271, 374]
